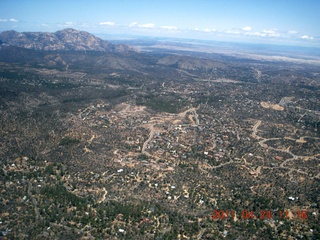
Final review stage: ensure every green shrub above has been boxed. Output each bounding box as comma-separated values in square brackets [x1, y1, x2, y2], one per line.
[59, 137, 80, 146]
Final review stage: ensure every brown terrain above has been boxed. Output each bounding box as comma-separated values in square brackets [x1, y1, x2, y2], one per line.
[0, 29, 319, 239]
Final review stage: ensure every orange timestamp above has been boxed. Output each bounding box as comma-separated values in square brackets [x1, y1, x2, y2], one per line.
[211, 209, 308, 220]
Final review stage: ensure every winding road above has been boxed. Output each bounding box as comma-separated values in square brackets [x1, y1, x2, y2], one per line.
[141, 107, 200, 158]
[251, 120, 320, 179]
[141, 125, 155, 156]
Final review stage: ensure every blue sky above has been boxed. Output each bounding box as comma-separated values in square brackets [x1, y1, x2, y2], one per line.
[1, 0, 319, 47]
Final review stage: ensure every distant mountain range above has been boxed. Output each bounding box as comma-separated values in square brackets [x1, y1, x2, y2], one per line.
[0, 28, 130, 53]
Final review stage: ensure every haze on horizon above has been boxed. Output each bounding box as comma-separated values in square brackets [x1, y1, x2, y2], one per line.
[0, 0, 319, 48]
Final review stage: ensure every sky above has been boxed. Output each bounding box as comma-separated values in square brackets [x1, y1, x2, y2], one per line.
[0, 0, 319, 47]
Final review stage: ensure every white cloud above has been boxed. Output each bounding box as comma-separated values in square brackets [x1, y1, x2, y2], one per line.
[129, 22, 138, 27]
[269, 32, 280, 37]
[221, 27, 284, 38]
[203, 28, 213, 33]
[222, 28, 282, 38]
[57, 21, 75, 28]
[262, 28, 277, 34]
[99, 21, 115, 26]
[224, 29, 240, 34]
[193, 28, 216, 33]
[138, 23, 155, 29]
[253, 32, 267, 37]
[260, 28, 280, 37]
[0, 18, 19, 22]
[80, 22, 91, 28]
[300, 35, 314, 40]
[160, 25, 178, 30]
[288, 30, 298, 34]
[64, 21, 74, 26]
[242, 26, 252, 31]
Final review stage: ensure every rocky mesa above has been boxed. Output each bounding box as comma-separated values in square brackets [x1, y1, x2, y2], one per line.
[0, 28, 130, 52]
